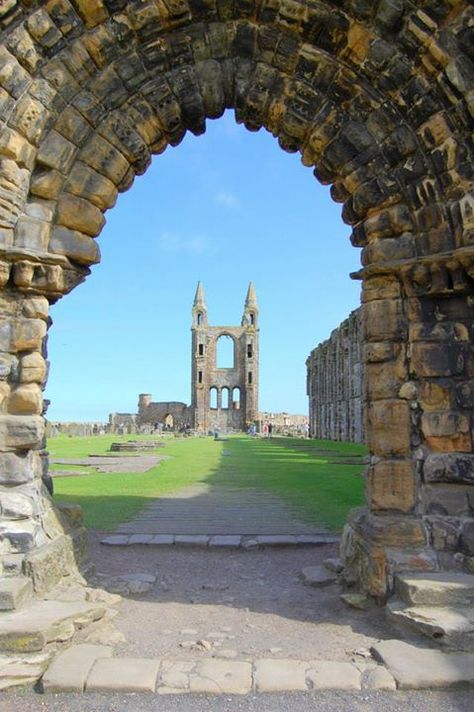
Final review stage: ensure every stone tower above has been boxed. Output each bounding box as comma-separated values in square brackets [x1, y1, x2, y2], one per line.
[191, 283, 259, 432]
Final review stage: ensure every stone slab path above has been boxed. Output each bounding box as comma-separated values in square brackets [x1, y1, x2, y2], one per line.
[108, 483, 330, 540]
[36, 642, 474, 694]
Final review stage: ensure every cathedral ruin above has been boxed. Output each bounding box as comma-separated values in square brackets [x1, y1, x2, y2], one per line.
[110, 282, 260, 434]
[191, 281, 259, 432]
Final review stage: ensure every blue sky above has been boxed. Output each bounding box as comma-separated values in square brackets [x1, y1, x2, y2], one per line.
[46, 111, 361, 422]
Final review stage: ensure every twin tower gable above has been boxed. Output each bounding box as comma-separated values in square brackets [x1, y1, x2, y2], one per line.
[191, 282, 259, 432]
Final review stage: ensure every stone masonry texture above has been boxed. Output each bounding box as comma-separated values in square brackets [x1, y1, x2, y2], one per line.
[0, 0, 471, 604]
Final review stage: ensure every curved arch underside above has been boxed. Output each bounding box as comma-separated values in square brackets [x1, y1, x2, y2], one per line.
[0, 0, 473, 599]
[0, 0, 470, 296]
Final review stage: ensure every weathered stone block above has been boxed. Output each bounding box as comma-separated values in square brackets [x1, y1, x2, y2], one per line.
[10, 319, 47, 353]
[0, 576, 33, 611]
[340, 519, 388, 598]
[0, 451, 42, 486]
[410, 343, 465, 377]
[49, 226, 100, 265]
[424, 453, 474, 484]
[56, 194, 105, 236]
[0, 415, 44, 450]
[368, 460, 417, 513]
[367, 400, 411, 456]
[37, 131, 77, 172]
[0, 489, 36, 520]
[30, 169, 63, 200]
[421, 412, 471, 451]
[23, 534, 77, 595]
[366, 358, 406, 400]
[26, 9, 63, 49]
[79, 135, 130, 184]
[22, 297, 49, 321]
[364, 342, 394, 363]
[364, 299, 406, 341]
[54, 106, 92, 145]
[418, 381, 452, 412]
[422, 485, 471, 517]
[0, 520, 42, 553]
[20, 352, 47, 384]
[8, 384, 43, 415]
[65, 161, 117, 210]
[11, 94, 48, 144]
[349, 508, 427, 548]
[426, 516, 460, 551]
[73, 0, 108, 29]
[14, 216, 50, 251]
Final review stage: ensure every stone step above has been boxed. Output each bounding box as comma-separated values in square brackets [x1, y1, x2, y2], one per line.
[0, 599, 107, 654]
[371, 639, 474, 690]
[387, 600, 474, 651]
[0, 577, 33, 612]
[101, 533, 339, 547]
[395, 572, 474, 607]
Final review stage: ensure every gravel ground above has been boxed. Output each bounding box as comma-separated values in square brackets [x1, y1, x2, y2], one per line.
[2, 689, 473, 712]
[78, 530, 417, 662]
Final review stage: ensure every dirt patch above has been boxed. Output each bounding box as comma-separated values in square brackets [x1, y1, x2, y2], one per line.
[82, 529, 404, 663]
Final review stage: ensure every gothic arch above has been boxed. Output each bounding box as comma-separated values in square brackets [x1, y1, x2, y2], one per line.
[0, 1, 472, 599]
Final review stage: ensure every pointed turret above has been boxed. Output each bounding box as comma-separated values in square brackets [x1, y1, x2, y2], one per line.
[192, 281, 207, 327]
[193, 281, 206, 309]
[245, 282, 258, 309]
[242, 282, 258, 326]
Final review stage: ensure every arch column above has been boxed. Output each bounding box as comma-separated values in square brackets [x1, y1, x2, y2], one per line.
[341, 251, 474, 599]
[0, 281, 87, 594]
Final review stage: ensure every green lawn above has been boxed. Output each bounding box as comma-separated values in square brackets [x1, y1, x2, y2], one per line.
[50, 434, 366, 531]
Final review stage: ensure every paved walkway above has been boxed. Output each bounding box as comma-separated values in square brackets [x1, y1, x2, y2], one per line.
[111, 483, 329, 537]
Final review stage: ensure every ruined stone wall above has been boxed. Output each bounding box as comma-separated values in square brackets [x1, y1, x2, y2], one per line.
[137, 398, 192, 430]
[46, 421, 108, 437]
[307, 309, 364, 444]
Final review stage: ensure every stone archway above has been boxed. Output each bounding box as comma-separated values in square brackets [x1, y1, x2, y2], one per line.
[0, 1, 472, 601]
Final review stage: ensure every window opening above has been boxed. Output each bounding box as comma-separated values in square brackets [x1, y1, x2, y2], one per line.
[209, 387, 218, 409]
[232, 387, 241, 410]
[221, 387, 229, 409]
[216, 335, 234, 368]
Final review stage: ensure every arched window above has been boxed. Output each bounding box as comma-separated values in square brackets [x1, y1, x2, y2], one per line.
[221, 387, 229, 409]
[249, 313, 255, 325]
[209, 387, 218, 409]
[232, 387, 241, 410]
[197, 312, 203, 326]
[216, 335, 234, 368]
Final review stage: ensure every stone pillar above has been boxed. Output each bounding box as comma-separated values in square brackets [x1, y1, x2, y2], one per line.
[0, 287, 85, 595]
[341, 268, 474, 599]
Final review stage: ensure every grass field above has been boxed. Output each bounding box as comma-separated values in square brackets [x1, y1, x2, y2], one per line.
[50, 434, 366, 532]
